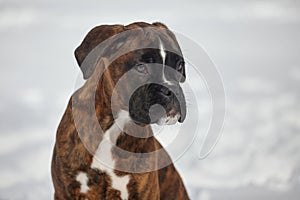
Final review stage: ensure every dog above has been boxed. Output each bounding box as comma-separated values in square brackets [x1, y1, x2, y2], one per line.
[51, 22, 189, 200]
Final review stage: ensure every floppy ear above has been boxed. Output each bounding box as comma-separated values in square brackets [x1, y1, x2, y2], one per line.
[152, 22, 168, 29]
[74, 25, 124, 79]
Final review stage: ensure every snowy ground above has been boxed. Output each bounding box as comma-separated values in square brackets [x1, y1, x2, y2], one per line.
[0, 0, 300, 199]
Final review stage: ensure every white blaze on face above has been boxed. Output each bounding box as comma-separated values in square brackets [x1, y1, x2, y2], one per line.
[91, 110, 131, 200]
[158, 38, 173, 86]
[159, 38, 166, 66]
[157, 38, 181, 125]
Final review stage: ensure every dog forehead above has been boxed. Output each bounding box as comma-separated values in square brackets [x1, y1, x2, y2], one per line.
[127, 27, 179, 54]
[136, 38, 181, 63]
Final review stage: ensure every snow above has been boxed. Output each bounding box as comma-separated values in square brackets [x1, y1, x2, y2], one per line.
[0, 0, 300, 199]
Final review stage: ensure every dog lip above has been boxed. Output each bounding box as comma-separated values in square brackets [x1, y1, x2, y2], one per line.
[156, 113, 181, 125]
[166, 109, 180, 117]
[155, 109, 181, 125]
[178, 116, 184, 123]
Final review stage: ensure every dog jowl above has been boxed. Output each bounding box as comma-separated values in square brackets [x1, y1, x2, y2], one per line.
[51, 22, 190, 200]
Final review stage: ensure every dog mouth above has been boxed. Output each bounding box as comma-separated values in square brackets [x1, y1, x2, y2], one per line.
[129, 84, 186, 126]
[155, 109, 181, 125]
[148, 104, 182, 126]
[130, 104, 184, 126]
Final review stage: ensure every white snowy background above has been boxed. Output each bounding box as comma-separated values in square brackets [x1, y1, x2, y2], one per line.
[0, 0, 300, 199]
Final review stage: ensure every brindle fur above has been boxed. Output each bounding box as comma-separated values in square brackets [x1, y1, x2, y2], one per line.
[51, 22, 189, 200]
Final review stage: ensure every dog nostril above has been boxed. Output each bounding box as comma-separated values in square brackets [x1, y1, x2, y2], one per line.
[160, 87, 172, 97]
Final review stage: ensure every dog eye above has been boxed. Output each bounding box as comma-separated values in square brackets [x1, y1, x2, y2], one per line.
[135, 64, 148, 74]
[176, 61, 185, 71]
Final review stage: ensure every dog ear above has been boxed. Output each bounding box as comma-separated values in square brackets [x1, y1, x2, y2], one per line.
[74, 25, 124, 79]
[152, 22, 168, 29]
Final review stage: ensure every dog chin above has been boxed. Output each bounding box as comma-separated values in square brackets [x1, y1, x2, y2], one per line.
[156, 113, 181, 125]
[155, 108, 181, 125]
[130, 111, 181, 126]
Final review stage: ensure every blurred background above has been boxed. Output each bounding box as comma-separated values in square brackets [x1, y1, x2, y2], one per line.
[0, 0, 300, 199]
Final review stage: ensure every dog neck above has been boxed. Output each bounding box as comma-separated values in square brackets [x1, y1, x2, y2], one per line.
[71, 89, 158, 198]
[72, 77, 156, 153]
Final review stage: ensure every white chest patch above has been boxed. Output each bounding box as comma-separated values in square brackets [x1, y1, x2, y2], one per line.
[76, 172, 89, 193]
[91, 110, 131, 199]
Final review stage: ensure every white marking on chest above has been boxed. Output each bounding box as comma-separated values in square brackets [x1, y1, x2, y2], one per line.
[159, 38, 174, 86]
[76, 172, 89, 193]
[91, 110, 131, 200]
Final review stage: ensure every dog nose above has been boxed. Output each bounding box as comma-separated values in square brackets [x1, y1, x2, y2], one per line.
[160, 87, 172, 97]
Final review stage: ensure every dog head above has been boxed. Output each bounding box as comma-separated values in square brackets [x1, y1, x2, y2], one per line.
[75, 22, 186, 126]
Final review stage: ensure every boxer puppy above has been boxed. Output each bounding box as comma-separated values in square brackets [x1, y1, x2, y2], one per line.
[51, 22, 189, 200]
